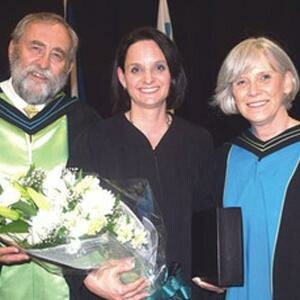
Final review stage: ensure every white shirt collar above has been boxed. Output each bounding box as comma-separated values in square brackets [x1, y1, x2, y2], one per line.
[0, 78, 45, 114]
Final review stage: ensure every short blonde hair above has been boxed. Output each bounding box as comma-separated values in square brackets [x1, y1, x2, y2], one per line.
[213, 37, 300, 114]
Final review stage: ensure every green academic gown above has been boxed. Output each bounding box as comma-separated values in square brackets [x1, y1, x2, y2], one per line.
[0, 90, 100, 300]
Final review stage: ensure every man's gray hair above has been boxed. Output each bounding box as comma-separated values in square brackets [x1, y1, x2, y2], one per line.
[11, 12, 79, 64]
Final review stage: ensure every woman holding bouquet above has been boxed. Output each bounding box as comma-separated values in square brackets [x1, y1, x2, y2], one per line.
[70, 27, 214, 299]
[195, 37, 300, 300]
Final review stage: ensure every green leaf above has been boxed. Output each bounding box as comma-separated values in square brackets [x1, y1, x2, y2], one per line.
[0, 205, 20, 220]
[12, 181, 28, 197]
[0, 219, 28, 233]
[26, 187, 50, 210]
[78, 168, 83, 180]
[11, 201, 37, 218]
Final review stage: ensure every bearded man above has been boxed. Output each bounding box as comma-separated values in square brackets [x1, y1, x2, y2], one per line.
[0, 12, 101, 300]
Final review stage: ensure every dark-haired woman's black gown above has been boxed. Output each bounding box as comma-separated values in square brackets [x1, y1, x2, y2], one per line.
[68, 113, 215, 299]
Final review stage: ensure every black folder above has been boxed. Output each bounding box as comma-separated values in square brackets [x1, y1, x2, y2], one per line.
[192, 207, 244, 286]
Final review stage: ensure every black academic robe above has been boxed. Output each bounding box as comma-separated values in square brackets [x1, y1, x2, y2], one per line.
[68, 113, 216, 299]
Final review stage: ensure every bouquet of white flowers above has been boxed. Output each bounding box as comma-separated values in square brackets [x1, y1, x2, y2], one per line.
[0, 166, 167, 294]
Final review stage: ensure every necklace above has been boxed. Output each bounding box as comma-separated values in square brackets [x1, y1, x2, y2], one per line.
[127, 111, 172, 127]
[166, 113, 172, 127]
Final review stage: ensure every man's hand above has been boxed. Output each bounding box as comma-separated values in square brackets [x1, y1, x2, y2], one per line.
[0, 246, 30, 265]
[84, 258, 149, 300]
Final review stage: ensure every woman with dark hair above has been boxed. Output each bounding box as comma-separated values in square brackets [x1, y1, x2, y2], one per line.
[110, 26, 187, 113]
[70, 27, 214, 299]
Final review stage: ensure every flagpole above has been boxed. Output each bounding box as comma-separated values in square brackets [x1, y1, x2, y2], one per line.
[64, 0, 79, 98]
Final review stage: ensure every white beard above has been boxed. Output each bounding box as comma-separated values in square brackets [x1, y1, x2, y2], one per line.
[10, 52, 69, 104]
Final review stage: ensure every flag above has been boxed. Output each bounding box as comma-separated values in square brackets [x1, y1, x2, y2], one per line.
[157, 0, 174, 114]
[157, 0, 173, 40]
[63, 0, 85, 100]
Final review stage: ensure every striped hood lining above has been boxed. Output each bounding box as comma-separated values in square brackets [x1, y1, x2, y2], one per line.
[0, 90, 79, 135]
[231, 125, 300, 158]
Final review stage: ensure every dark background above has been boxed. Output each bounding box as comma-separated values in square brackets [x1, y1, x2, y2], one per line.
[1, 0, 300, 146]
